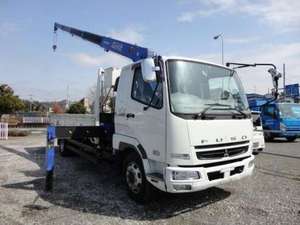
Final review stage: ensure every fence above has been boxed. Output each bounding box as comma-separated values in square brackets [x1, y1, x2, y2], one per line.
[49, 114, 96, 126]
[22, 117, 49, 124]
[0, 123, 8, 140]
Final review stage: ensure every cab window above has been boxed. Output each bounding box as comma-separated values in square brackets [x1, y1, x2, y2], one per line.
[131, 67, 163, 108]
[264, 105, 276, 118]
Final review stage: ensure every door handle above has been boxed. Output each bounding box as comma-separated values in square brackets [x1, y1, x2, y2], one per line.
[126, 113, 135, 118]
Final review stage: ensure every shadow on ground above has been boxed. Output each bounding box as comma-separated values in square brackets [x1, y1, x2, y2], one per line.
[0, 145, 231, 221]
[266, 138, 299, 143]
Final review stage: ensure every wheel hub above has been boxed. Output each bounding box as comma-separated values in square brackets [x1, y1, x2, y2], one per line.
[126, 162, 142, 194]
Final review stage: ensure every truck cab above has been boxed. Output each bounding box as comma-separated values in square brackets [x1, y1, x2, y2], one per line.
[113, 56, 255, 200]
[261, 103, 300, 141]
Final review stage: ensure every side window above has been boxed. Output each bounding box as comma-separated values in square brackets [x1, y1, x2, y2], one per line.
[131, 67, 163, 108]
[265, 106, 276, 117]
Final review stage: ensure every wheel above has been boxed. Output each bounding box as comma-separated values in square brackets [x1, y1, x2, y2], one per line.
[58, 140, 74, 157]
[264, 133, 274, 142]
[286, 136, 297, 142]
[123, 152, 155, 203]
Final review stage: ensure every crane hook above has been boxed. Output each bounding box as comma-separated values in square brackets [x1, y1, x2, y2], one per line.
[52, 30, 57, 52]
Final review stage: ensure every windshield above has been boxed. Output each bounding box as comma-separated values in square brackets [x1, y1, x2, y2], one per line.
[167, 60, 249, 115]
[278, 103, 300, 119]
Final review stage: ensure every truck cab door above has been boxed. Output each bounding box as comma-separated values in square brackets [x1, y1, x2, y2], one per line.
[118, 64, 165, 162]
[261, 105, 279, 131]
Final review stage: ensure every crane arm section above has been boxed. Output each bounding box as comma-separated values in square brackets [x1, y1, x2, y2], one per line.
[53, 22, 153, 62]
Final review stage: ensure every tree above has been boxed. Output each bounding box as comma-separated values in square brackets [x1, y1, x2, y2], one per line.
[0, 84, 25, 114]
[67, 101, 86, 114]
[0, 84, 14, 96]
[87, 84, 97, 113]
[23, 100, 47, 112]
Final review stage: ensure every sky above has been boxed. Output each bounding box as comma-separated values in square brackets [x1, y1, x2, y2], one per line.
[0, 0, 299, 101]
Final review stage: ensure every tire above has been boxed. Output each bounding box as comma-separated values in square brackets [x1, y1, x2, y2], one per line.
[264, 133, 274, 142]
[123, 151, 155, 203]
[58, 140, 74, 157]
[286, 136, 297, 142]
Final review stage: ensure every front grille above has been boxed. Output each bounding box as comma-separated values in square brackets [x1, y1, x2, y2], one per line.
[195, 141, 249, 149]
[196, 146, 248, 160]
[179, 156, 251, 168]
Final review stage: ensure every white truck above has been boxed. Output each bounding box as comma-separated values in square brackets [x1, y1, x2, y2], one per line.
[46, 23, 260, 203]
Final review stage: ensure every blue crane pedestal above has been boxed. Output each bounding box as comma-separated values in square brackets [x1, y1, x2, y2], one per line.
[45, 126, 56, 192]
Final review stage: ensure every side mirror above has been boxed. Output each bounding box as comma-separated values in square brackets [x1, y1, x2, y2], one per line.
[141, 58, 159, 82]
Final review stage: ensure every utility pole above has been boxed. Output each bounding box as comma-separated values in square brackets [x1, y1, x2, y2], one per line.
[213, 34, 224, 65]
[66, 85, 70, 110]
[283, 63, 286, 97]
[29, 94, 33, 112]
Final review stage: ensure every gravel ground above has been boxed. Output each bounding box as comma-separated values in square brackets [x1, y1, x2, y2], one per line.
[0, 134, 299, 225]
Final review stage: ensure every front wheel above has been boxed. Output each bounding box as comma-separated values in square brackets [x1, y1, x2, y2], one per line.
[286, 136, 297, 142]
[123, 152, 155, 203]
[264, 133, 274, 142]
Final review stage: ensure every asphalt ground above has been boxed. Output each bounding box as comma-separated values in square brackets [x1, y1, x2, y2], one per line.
[0, 134, 299, 225]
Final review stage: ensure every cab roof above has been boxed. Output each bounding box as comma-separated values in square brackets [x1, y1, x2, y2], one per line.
[161, 56, 232, 71]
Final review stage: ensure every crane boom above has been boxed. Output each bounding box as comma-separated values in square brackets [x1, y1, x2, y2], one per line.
[53, 22, 154, 62]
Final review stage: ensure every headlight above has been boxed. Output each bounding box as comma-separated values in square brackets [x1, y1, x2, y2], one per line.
[280, 123, 287, 131]
[172, 171, 200, 180]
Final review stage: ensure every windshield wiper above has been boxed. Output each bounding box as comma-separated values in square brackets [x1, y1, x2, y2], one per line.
[193, 103, 232, 119]
[222, 107, 249, 118]
[193, 103, 249, 119]
[205, 103, 232, 107]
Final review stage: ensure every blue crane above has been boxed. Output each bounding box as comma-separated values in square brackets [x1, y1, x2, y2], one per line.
[53, 22, 154, 62]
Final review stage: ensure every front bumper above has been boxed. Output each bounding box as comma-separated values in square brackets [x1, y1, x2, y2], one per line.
[165, 155, 255, 193]
[252, 132, 265, 152]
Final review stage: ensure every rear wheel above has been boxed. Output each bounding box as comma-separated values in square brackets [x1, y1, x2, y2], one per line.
[286, 136, 297, 142]
[123, 152, 155, 203]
